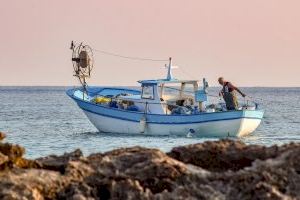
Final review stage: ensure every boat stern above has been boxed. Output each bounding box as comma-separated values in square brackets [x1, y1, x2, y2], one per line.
[237, 110, 264, 137]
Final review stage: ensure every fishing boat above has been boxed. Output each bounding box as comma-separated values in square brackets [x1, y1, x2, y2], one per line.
[66, 42, 264, 137]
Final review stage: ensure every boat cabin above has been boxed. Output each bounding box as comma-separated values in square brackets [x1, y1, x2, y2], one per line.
[118, 78, 208, 114]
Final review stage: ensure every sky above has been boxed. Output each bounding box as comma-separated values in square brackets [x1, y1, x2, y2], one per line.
[0, 0, 300, 87]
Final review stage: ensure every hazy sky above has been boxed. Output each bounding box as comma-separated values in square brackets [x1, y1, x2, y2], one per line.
[1, 0, 300, 86]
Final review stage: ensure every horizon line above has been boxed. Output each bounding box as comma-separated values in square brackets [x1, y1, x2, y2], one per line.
[0, 85, 299, 88]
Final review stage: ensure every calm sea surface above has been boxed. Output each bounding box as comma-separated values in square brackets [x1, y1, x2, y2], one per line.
[0, 86, 299, 158]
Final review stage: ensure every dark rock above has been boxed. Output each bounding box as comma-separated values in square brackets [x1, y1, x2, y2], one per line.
[167, 139, 300, 172]
[0, 143, 25, 161]
[0, 143, 41, 171]
[0, 152, 9, 168]
[203, 148, 300, 199]
[0, 143, 26, 170]
[0, 168, 66, 199]
[36, 149, 83, 173]
[84, 147, 187, 195]
[0, 132, 6, 141]
[0, 139, 300, 199]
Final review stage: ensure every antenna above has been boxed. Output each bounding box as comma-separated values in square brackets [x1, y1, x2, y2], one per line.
[166, 57, 172, 80]
[70, 41, 94, 93]
[165, 57, 179, 80]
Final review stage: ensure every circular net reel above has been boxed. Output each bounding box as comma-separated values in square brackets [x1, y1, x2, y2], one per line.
[71, 42, 94, 88]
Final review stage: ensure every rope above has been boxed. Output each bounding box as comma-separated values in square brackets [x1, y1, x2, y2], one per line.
[92, 48, 169, 62]
[178, 67, 198, 80]
[245, 95, 264, 104]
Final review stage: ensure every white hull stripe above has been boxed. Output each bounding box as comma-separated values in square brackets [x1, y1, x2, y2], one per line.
[81, 107, 262, 125]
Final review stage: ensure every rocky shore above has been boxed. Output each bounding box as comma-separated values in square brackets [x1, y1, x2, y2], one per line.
[0, 132, 299, 200]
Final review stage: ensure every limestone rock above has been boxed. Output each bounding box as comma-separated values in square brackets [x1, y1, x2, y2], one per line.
[0, 139, 300, 199]
[0, 132, 6, 141]
[36, 149, 83, 173]
[0, 143, 25, 161]
[167, 139, 300, 172]
[0, 152, 8, 168]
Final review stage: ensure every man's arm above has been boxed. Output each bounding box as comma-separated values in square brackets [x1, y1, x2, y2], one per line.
[228, 82, 246, 97]
[219, 90, 224, 97]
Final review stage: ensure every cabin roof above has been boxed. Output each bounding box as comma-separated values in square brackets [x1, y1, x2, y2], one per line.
[138, 79, 199, 85]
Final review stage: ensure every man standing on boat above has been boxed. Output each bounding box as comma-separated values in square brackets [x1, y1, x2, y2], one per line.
[218, 77, 246, 110]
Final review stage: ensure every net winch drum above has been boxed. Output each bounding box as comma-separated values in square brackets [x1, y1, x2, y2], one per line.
[79, 50, 90, 69]
[70, 41, 94, 90]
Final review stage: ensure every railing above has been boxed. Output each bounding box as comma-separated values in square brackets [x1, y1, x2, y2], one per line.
[73, 88, 260, 115]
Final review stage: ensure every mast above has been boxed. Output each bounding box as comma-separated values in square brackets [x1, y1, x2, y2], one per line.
[166, 57, 173, 80]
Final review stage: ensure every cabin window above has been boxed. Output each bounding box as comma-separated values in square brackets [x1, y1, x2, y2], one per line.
[141, 85, 154, 99]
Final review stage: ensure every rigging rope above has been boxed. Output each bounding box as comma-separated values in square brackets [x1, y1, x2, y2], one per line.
[92, 48, 169, 62]
[178, 67, 198, 80]
[89, 45, 263, 104]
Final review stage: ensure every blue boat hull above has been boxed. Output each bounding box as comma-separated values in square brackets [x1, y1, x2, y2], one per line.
[67, 88, 264, 137]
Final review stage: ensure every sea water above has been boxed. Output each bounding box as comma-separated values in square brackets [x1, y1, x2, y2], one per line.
[0, 86, 299, 158]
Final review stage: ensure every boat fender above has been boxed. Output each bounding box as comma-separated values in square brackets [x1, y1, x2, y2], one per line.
[139, 116, 147, 133]
[187, 129, 195, 138]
